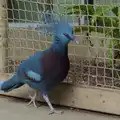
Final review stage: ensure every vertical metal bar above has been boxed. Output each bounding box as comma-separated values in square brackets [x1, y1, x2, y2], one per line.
[0, 0, 8, 72]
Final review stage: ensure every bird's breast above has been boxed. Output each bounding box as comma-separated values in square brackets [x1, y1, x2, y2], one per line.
[41, 51, 70, 81]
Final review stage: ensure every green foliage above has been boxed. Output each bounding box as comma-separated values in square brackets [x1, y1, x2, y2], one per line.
[66, 5, 119, 36]
[66, 5, 95, 15]
[65, 5, 120, 63]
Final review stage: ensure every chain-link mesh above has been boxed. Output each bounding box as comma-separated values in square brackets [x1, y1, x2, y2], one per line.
[0, 0, 120, 90]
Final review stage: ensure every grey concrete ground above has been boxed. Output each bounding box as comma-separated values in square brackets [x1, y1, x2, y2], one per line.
[0, 95, 119, 120]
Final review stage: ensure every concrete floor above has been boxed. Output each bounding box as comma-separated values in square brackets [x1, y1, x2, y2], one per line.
[0, 95, 119, 120]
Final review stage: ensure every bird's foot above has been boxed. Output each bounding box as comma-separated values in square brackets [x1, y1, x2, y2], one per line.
[49, 109, 64, 115]
[27, 95, 38, 108]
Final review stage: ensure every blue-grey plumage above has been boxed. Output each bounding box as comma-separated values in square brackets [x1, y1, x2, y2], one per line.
[0, 21, 75, 114]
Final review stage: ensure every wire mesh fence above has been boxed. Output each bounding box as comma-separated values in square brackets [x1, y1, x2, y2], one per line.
[0, 0, 120, 90]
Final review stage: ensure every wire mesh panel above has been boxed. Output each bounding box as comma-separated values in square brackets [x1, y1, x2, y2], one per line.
[0, 0, 120, 90]
[66, 0, 120, 89]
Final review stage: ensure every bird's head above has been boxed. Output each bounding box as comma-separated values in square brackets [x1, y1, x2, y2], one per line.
[54, 21, 77, 45]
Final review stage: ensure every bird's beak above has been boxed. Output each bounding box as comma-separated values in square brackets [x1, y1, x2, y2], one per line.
[71, 35, 79, 44]
[63, 33, 79, 44]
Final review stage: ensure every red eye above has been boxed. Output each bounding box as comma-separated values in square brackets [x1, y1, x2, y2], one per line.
[63, 33, 73, 40]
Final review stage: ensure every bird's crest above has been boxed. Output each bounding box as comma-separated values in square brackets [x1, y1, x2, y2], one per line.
[40, 11, 75, 42]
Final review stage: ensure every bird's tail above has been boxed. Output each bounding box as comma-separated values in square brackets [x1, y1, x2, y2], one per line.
[0, 74, 24, 92]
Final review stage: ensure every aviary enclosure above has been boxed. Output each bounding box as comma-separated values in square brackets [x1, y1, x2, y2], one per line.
[0, 0, 120, 115]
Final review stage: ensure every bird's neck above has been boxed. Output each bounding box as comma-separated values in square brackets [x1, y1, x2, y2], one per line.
[51, 39, 68, 56]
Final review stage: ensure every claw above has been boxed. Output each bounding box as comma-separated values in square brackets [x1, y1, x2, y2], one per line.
[27, 95, 38, 108]
[42, 94, 64, 115]
[27, 91, 38, 108]
[49, 109, 64, 115]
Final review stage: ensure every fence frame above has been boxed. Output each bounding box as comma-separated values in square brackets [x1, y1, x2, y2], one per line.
[0, 74, 120, 115]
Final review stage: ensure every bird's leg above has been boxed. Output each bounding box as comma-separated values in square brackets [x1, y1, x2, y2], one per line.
[27, 90, 38, 108]
[43, 94, 64, 115]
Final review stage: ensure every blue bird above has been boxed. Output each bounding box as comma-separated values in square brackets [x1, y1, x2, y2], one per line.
[0, 21, 75, 114]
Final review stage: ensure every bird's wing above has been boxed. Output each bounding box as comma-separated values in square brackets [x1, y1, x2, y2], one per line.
[24, 70, 42, 82]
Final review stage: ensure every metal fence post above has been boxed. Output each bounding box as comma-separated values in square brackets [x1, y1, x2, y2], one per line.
[0, 0, 8, 72]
